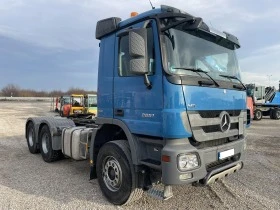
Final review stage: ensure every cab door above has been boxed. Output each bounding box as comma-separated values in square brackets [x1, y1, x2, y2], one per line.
[113, 20, 163, 137]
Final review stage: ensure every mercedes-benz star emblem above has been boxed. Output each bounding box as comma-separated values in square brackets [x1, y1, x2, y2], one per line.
[219, 111, 231, 132]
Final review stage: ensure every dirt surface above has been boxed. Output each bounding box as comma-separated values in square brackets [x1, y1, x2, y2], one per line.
[0, 101, 279, 210]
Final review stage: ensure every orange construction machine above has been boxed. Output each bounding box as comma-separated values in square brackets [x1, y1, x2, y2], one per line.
[60, 94, 84, 117]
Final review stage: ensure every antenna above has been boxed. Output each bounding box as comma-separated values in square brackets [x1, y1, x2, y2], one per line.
[148, 0, 155, 9]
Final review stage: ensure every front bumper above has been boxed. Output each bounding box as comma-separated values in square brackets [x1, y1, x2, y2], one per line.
[204, 161, 242, 185]
[161, 137, 246, 185]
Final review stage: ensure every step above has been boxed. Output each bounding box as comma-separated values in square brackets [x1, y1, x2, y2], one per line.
[146, 185, 173, 200]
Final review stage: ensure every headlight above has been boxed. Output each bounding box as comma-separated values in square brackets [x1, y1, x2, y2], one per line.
[177, 153, 199, 171]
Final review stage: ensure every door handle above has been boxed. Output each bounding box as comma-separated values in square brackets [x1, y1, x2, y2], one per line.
[114, 109, 124, 116]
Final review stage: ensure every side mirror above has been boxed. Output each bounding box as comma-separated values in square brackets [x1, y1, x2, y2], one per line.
[129, 28, 148, 75]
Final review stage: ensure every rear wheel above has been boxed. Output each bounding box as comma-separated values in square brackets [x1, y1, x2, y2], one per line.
[254, 109, 262, 121]
[96, 140, 143, 205]
[271, 109, 280, 120]
[39, 125, 62, 162]
[26, 122, 39, 154]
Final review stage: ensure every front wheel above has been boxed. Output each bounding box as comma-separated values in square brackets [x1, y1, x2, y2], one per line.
[254, 109, 262, 121]
[96, 140, 143, 205]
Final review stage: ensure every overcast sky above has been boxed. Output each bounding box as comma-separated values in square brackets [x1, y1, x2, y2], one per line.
[0, 0, 279, 91]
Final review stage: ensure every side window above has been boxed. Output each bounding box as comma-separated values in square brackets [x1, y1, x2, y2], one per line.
[119, 25, 155, 77]
[119, 35, 131, 76]
[147, 26, 155, 75]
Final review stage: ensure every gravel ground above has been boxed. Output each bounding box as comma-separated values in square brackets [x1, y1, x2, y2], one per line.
[0, 101, 279, 210]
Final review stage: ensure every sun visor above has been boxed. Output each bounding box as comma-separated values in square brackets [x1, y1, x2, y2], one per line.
[96, 17, 121, 40]
[223, 31, 240, 48]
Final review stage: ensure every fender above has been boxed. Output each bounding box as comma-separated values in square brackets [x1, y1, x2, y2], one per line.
[90, 117, 140, 165]
[25, 117, 75, 150]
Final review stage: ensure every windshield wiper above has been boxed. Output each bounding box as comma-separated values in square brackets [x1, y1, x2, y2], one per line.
[172, 67, 220, 87]
[219, 74, 246, 90]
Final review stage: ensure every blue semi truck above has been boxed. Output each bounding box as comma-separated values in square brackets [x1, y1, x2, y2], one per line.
[25, 5, 250, 205]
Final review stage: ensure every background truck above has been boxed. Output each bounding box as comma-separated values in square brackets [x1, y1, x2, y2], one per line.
[246, 83, 280, 120]
[25, 5, 250, 205]
[58, 95, 70, 115]
[84, 94, 98, 116]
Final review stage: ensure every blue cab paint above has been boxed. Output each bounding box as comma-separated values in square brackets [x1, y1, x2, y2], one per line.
[183, 86, 246, 111]
[97, 34, 115, 119]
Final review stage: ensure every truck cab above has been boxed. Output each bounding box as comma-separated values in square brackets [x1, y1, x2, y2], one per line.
[92, 5, 249, 202]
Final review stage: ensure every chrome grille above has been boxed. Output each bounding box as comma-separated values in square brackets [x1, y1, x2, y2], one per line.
[201, 122, 239, 133]
[188, 110, 246, 142]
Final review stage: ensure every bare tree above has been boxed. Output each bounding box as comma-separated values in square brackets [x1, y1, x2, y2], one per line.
[1, 84, 20, 97]
[49, 90, 64, 97]
[0, 84, 96, 97]
[67, 87, 97, 95]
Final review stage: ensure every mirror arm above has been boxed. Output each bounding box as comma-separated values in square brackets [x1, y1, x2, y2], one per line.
[144, 74, 152, 90]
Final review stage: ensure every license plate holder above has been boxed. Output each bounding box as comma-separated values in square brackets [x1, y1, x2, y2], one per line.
[218, 149, 234, 160]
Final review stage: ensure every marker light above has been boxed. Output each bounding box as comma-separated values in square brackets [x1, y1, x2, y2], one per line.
[131, 12, 138, 17]
[162, 155, 170, 162]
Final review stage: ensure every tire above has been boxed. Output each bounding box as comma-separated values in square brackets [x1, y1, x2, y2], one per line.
[275, 109, 280, 120]
[26, 122, 39, 154]
[39, 125, 62, 162]
[96, 140, 143, 205]
[271, 109, 280, 120]
[254, 109, 262, 121]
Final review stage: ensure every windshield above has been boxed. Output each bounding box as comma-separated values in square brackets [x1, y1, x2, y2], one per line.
[86, 96, 97, 107]
[63, 97, 70, 104]
[161, 21, 241, 82]
[71, 96, 83, 107]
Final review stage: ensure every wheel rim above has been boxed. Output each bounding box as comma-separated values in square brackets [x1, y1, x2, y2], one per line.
[28, 128, 34, 147]
[276, 111, 280, 118]
[102, 156, 122, 192]
[41, 133, 49, 154]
